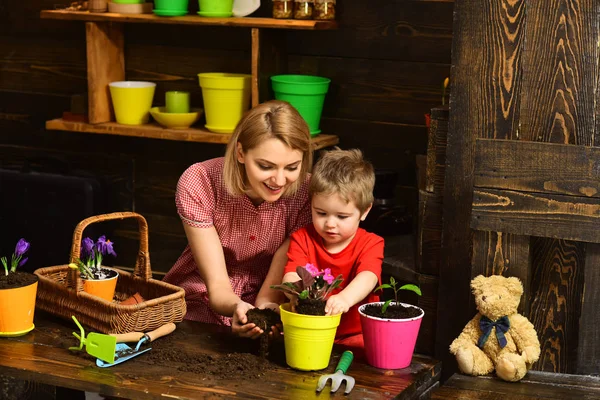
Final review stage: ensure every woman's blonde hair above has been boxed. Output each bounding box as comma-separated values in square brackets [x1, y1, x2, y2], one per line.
[223, 100, 313, 197]
[310, 148, 375, 213]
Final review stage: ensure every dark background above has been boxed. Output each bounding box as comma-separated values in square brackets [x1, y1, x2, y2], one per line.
[0, 0, 454, 276]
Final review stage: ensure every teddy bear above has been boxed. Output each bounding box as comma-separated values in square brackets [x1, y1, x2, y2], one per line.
[449, 274, 540, 382]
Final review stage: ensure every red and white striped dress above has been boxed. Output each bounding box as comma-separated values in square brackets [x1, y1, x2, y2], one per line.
[163, 158, 311, 326]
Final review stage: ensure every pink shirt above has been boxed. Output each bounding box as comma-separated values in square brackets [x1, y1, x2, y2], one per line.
[163, 157, 311, 325]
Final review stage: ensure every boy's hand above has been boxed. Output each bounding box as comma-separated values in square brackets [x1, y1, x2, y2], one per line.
[325, 294, 350, 316]
[232, 301, 263, 339]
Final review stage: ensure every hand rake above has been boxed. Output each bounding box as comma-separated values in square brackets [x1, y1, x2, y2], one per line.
[316, 350, 355, 394]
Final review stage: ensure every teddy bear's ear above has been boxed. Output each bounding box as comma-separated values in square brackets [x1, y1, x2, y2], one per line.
[471, 275, 487, 292]
[505, 276, 524, 296]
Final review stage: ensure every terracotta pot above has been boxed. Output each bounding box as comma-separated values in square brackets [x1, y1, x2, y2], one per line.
[0, 277, 38, 336]
[82, 268, 118, 302]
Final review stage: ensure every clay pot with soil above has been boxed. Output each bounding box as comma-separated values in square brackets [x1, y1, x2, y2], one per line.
[359, 277, 423, 369]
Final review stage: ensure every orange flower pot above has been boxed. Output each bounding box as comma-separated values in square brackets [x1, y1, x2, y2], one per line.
[0, 279, 38, 336]
[82, 269, 119, 302]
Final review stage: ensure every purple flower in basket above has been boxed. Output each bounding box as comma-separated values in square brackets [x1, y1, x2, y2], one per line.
[81, 237, 95, 260]
[69, 235, 117, 280]
[96, 236, 117, 258]
[1, 238, 30, 276]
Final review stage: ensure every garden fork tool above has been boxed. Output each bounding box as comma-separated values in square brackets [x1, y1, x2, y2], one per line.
[316, 350, 355, 394]
[96, 322, 176, 367]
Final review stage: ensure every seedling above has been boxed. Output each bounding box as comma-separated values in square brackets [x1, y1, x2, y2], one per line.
[374, 277, 422, 314]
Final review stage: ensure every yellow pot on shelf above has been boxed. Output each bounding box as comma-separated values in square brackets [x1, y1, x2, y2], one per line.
[109, 81, 156, 125]
[198, 73, 251, 133]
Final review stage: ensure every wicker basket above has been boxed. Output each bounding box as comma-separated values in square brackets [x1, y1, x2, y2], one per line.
[34, 212, 186, 334]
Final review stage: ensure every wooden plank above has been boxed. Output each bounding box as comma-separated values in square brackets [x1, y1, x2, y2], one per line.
[425, 106, 448, 194]
[0, 315, 441, 400]
[474, 139, 600, 198]
[251, 28, 259, 107]
[40, 10, 338, 30]
[431, 372, 600, 400]
[45, 118, 339, 149]
[284, 0, 454, 63]
[258, 28, 287, 104]
[438, 0, 525, 380]
[471, 231, 531, 314]
[85, 21, 124, 124]
[577, 243, 600, 375]
[471, 188, 600, 243]
[529, 237, 586, 373]
[514, 0, 598, 375]
[417, 190, 443, 275]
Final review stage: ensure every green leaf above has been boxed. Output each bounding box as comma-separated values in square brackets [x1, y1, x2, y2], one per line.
[374, 283, 392, 292]
[390, 276, 396, 286]
[381, 299, 393, 314]
[399, 284, 422, 296]
[298, 289, 309, 300]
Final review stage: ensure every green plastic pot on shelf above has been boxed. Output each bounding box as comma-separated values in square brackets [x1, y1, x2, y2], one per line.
[271, 74, 331, 136]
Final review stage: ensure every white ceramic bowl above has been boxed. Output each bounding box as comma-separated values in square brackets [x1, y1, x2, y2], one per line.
[232, 0, 260, 17]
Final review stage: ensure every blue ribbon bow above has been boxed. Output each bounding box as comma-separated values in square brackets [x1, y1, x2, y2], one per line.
[478, 315, 510, 349]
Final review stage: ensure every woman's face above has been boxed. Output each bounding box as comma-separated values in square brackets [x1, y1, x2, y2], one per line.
[237, 138, 304, 205]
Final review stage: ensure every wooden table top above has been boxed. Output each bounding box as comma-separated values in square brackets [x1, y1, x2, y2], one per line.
[0, 312, 441, 400]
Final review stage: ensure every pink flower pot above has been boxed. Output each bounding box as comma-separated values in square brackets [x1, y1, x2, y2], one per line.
[358, 302, 424, 369]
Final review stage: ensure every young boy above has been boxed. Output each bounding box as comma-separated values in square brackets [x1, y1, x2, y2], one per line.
[281, 148, 384, 349]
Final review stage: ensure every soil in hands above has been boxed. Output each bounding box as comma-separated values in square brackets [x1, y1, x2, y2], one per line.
[0, 272, 38, 290]
[246, 308, 281, 358]
[296, 298, 326, 316]
[362, 303, 422, 319]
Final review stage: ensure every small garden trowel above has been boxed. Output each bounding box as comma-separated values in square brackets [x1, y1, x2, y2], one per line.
[69, 316, 117, 364]
[96, 322, 176, 367]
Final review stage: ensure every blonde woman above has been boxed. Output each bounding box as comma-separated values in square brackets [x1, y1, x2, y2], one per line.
[164, 100, 313, 338]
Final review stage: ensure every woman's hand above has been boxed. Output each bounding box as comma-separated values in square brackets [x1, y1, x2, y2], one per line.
[231, 301, 263, 339]
[257, 302, 283, 339]
[325, 294, 350, 316]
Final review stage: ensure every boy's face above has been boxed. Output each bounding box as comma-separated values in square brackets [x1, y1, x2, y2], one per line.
[311, 193, 370, 253]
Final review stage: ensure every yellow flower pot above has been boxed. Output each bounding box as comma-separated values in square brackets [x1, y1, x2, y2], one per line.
[279, 303, 341, 371]
[0, 278, 38, 337]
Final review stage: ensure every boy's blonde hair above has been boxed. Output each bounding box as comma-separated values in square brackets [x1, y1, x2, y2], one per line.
[223, 100, 313, 197]
[310, 148, 375, 213]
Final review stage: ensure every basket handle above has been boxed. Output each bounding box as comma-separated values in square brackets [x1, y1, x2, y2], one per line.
[67, 212, 152, 290]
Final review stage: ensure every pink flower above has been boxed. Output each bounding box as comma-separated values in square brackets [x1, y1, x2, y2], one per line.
[322, 268, 334, 284]
[305, 263, 320, 277]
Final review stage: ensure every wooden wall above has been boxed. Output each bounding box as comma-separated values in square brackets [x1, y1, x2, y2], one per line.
[438, 0, 600, 380]
[0, 1, 454, 277]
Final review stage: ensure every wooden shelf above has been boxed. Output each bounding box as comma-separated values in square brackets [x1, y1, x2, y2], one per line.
[45, 118, 340, 150]
[40, 10, 338, 30]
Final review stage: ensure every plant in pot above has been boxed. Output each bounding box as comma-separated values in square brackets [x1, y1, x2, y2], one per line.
[69, 235, 118, 302]
[358, 277, 423, 369]
[270, 263, 343, 371]
[0, 239, 38, 337]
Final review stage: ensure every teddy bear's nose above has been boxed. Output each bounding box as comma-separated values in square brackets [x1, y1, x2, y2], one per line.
[482, 296, 487, 302]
